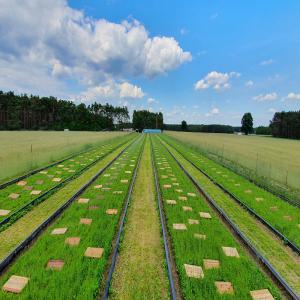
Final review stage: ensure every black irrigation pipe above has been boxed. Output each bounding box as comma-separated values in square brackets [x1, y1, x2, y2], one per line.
[101, 136, 145, 300]
[161, 138, 300, 255]
[0, 138, 132, 231]
[0, 137, 139, 275]
[160, 139, 300, 300]
[150, 137, 177, 300]
[166, 136, 300, 210]
[0, 133, 135, 190]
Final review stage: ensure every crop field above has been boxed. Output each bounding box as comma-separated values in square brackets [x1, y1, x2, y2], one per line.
[166, 131, 300, 201]
[0, 131, 129, 183]
[151, 136, 280, 299]
[0, 134, 134, 229]
[0, 137, 143, 299]
[161, 135, 300, 249]
[0, 132, 299, 300]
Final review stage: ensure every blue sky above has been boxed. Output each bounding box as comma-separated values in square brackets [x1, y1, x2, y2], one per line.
[1, 0, 300, 125]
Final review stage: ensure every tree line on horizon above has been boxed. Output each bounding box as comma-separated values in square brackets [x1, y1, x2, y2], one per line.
[0, 91, 129, 131]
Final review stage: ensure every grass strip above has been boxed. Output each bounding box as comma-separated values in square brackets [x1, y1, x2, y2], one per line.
[0, 137, 144, 299]
[0, 134, 135, 228]
[161, 135, 300, 249]
[110, 136, 169, 300]
[151, 136, 281, 300]
[0, 138, 135, 261]
[163, 138, 300, 294]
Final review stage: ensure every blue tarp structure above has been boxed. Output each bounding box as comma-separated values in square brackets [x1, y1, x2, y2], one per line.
[143, 129, 162, 133]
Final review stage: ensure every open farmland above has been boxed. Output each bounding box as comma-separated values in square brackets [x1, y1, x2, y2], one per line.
[0, 132, 299, 300]
[0, 131, 129, 183]
[166, 131, 300, 202]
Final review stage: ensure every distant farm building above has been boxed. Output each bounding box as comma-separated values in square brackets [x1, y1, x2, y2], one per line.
[143, 129, 162, 134]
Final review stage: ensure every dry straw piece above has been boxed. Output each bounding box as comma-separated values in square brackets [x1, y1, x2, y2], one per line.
[121, 179, 128, 183]
[163, 184, 172, 189]
[215, 281, 234, 294]
[80, 218, 92, 225]
[183, 206, 193, 212]
[65, 237, 81, 246]
[187, 192, 196, 197]
[188, 219, 199, 225]
[94, 185, 102, 189]
[23, 186, 33, 191]
[2, 275, 29, 294]
[89, 205, 99, 210]
[106, 209, 118, 215]
[179, 196, 187, 201]
[0, 209, 11, 216]
[36, 180, 44, 185]
[255, 197, 264, 202]
[113, 191, 123, 194]
[244, 189, 252, 194]
[39, 171, 48, 174]
[78, 198, 90, 204]
[47, 259, 64, 270]
[30, 190, 41, 195]
[184, 264, 204, 279]
[250, 289, 274, 300]
[166, 200, 177, 205]
[173, 223, 187, 230]
[16, 181, 27, 186]
[199, 212, 212, 219]
[175, 189, 183, 193]
[9, 193, 20, 199]
[194, 233, 206, 240]
[84, 247, 104, 258]
[52, 178, 62, 182]
[222, 246, 240, 258]
[51, 227, 68, 235]
[203, 259, 220, 269]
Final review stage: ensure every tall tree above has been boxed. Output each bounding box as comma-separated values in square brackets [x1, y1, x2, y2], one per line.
[132, 110, 164, 132]
[241, 112, 253, 135]
[181, 120, 188, 131]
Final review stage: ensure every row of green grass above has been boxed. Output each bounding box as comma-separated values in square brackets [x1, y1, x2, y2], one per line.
[0, 134, 135, 226]
[162, 138, 300, 294]
[161, 134, 300, 249]
[0, 136, 144, 299]
[151, 136, 281, 300]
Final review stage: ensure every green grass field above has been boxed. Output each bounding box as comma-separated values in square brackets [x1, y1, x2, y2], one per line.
[0, 131, 129, 183]
[166, 131, 300, 200]
[0, 132, 298, 299]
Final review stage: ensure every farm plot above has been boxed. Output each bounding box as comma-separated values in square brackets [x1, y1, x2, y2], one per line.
[161, 135, 300, 249]
[151, 136, 281, 299]
[0, 134, 134, 229]
[161, 138, 300, 294]
[0, 136, 144, 299]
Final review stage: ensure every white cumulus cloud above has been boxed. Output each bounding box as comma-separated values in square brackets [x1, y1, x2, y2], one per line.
[260, 59, 275, 66]
[253, 92, 278, 102]
[0, 0, 191, 97]
[284, 92, 300, 101]
[205, 107, 220, 117]
[194, 71, 240, 91]
[245, 80, 254, 87]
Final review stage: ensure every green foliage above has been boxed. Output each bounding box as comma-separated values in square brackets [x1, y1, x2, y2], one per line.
[270, 111, 300, 139]
[0, 91, 129, 131]
[181, 120, 188, 131]
[132, 110, 163, 132]
[255, 126, 271, 135]
[165, 124, 234, 133]
[241, 112, 253, 135]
